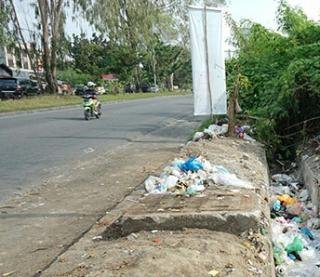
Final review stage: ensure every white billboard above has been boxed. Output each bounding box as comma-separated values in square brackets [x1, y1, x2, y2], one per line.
[189, 6, 227, 116]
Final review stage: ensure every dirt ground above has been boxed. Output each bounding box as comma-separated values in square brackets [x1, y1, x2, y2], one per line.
[40, 138, 274, 277]
[44, 229, 267, 277]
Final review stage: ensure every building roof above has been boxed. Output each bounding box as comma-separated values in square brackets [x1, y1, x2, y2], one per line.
[101, 73, 118, 81]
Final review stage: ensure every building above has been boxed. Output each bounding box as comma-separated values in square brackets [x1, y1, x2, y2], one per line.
[0, 44, 42, 78]
[101, 73, 118, 81]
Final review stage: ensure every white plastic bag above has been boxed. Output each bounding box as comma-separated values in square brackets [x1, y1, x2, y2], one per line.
[211, 166, 252, 188]
[163, 175, 179, 190]
[145, 176, 165, 193]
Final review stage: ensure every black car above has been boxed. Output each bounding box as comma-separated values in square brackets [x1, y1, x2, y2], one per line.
[141, 83, 151, 93]
[18, 78, 40, 96]
[0, 78, 40, 100]
[0, 78, 22, 100]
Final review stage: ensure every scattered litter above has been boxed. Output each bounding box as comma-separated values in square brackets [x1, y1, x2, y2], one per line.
[84, 147, 95, 154]
[92, 235, 103, 241]
[2, 272, 15, 277]
[235, 125, 256, 141]
[127, 233, 139, 241]
[272, 174, 293, 185]
[193, 124, 228, 141]
[152, 237, 161, 245]
[271, 170, 320, 276]
[144, 156, 252, 195]
[178, 157, 203, 172]
[193, 132, 204, 141]
[208, 269, 219, 276]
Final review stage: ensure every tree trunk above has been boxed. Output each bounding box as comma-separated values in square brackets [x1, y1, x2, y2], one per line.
[152, 52, 157, 87]
[227, 74, 240, 137]
[8, 0, 43, 92]
[38, 0, 55, 93]
[38, 0, 63, 93]
[169, 73, 174, 91]
[50, 0, 63, 93]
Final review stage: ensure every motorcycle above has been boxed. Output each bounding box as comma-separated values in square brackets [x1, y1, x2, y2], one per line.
[83, 94, 102, 120]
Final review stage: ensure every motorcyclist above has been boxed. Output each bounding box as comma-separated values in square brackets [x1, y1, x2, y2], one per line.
[91, 93, 101, 115]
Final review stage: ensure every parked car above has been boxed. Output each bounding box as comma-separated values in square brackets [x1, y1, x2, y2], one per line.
[18, 78, 41, 96]
[0, 78, 21, 100]
[124, 84, 134, 93]
[0, 77, 40, 100]
[150, 85, 159, 93]
[74, 85, 87, 96]
[141, 83, 151, 93]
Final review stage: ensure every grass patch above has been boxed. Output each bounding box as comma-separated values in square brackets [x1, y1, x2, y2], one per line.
[0, 91, 190, 113]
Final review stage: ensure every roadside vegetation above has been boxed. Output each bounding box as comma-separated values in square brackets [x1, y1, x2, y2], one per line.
[0, 91, 190, 113]
[227, 2, 320, 159]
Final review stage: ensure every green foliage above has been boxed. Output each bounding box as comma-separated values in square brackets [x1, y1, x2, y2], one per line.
[104, 81, 123, 94]
[57, 68, 92, 85]
[66, 34, 191, 88]
[228, 1, 320, 158]
[0, 3, 10, 46]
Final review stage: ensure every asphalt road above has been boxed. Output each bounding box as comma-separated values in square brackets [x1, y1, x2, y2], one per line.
[0, 95, 201, 203]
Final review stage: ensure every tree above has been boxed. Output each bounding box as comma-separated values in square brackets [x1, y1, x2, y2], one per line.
[226, 1, 320, 158]
[0, 1, 10, 45]
[36, 0, 65, 93]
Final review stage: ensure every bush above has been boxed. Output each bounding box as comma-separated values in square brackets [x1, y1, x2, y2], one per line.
[57, 68, 93, 86]
[227, 2, 320, 158]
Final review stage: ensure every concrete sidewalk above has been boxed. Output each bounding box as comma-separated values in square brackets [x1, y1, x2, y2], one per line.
[41, 138, 275, 277]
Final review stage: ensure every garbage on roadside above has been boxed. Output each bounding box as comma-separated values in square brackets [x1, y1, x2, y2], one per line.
[144, 156, 252, 195]
[193, 124, 228, 141]
[192, 123, 256, 142]
[235, 125, 256, 142]
[270, 171, 320, 276]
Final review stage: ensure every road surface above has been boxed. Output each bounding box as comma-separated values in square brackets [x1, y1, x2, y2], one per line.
[0, 95, 200, 203]
[0, 94, 206, 276]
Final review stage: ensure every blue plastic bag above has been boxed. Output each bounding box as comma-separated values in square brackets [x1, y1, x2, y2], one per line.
[179, 157, 203, 172]
[300, 227, 314, 240]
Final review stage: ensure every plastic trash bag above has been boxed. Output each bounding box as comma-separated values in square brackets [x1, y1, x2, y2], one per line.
[243, 133, 256, 142]
[178, 157, 203, 172]
[163, 175, 179, 190]
[210, 165, 252, 188]
[203, 124, 228, 137]
[145, 176, 167, 194]
[186, 183, 205, 196]
[193, 131, 204, 141]
[272, 174, 293, 184]
[300, 227, 314, 240]
[286, 237, 304, 254]
[278, 194, 297, 206]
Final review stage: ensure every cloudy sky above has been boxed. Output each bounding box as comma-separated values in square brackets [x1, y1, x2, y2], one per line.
[228, 0, 320, 31]
[15, 0, 320, 42]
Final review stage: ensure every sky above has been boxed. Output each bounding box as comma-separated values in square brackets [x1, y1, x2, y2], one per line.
[14, 0, 320, 46]
[227, 0, 320, 31]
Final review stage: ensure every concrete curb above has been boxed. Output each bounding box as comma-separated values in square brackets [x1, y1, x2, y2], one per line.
[40, 138, 275, 277]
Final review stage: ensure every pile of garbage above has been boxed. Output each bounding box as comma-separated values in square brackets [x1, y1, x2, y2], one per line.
[193, 124, 228, 141]
[193, 123, 255, 142]
[270, 173, 320, 276]
[144, 156, 252, 195]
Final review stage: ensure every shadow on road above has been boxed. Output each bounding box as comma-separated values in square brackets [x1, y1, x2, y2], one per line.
[33, 135, 182, 144]
[47, 117, 85, 121]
